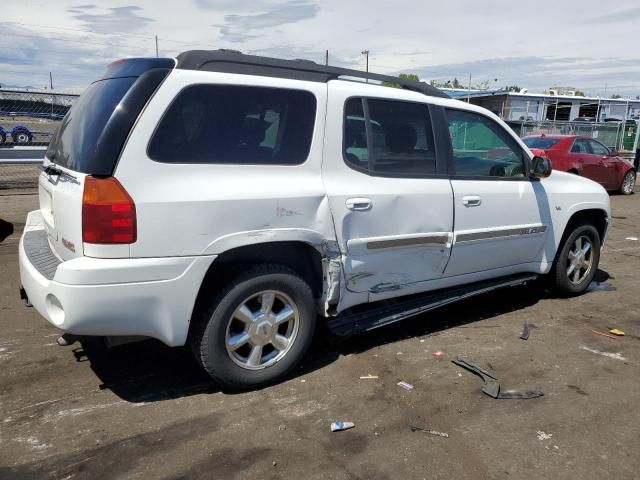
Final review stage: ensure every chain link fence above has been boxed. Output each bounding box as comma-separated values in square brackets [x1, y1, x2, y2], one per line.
[0, 89, 77, 189]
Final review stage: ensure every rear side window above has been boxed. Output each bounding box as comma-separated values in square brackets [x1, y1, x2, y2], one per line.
[571, 139, 591, 153]
[343, 97, 436, 176]
[148, 85, 316, 165]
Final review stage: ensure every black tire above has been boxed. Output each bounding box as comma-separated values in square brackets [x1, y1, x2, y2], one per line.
[619, 170, 635, 195]
[190, 264, 316, 390]
[0, 133, 5, 144]
[12, 131, 32, 144]
[551, 222, 600, 296]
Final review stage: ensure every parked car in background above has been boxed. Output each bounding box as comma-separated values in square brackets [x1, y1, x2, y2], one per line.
[523, 134, 636, 194]
[0, 125, 33, 144]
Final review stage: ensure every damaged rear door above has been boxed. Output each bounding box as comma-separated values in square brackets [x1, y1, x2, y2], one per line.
[322, 81, 453, 294]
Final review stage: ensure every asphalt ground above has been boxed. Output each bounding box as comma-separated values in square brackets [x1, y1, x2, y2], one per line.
[1, 190, 639, 479]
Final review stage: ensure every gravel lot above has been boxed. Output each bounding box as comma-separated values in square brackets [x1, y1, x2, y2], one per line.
[1, 190, 639, 479]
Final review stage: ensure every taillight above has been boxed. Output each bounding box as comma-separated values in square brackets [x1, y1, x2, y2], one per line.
[82, 176, 136, 244]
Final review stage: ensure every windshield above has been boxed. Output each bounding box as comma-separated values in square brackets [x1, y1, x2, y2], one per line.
[46, 77, 137, 174]
[523, 137, 560, 149]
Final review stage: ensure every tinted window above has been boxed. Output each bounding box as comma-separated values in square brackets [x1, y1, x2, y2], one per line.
[148, 85, 316, 165]
[445, 109, 526, 178]
[343, 98, 436, 176]
[523, 137, 560, 149]
[571, 139, 591, 154]
[589, 140, 610, 156]
[47, 77, 136, 173]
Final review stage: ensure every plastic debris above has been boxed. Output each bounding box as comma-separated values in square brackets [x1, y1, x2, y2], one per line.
[410, 426, 449, 438]
[609, 328, 625, 336]
[590, 329, 618, 339]
[452, 356, 543, 400]
[519, 322, 538, 340]
[331, 421, 355, 432]
[587, 282, 616, 292]
[359, 375, 378, 379]
[536, 430, 553, 441]
[579, 345, 627, 362]
[625, 237, 638, 241]
[432, 351, 444, 358]
[397, 381, 414, 391]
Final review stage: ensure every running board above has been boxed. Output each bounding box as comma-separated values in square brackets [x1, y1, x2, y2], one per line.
[327, 273, 538, 337]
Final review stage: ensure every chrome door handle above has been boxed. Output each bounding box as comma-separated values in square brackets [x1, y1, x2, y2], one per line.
[345, 197, 372, 211]
[462, 195, 482, 207]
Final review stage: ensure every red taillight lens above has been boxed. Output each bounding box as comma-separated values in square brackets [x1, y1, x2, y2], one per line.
[82, 176, 136, 244]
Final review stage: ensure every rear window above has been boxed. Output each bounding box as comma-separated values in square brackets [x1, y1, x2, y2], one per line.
[523, 137, 560, 149]
[148, 85, 317, 165]
[47, 77, 136, 173]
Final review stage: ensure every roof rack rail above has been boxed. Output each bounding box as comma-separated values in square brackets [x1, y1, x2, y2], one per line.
[175, 50, 449, 99]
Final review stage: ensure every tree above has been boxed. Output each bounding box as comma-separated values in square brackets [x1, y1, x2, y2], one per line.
[452, 77, 462, 89]
[381, 73, 421, 88]
[505, 85, 521, 92]
[611, 94, 623, 99]
[574, 90, 586, 97]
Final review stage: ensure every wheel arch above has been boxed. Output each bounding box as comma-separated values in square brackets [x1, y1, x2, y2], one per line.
[562, 208, 609, 245]
[190, 239, 337, 336]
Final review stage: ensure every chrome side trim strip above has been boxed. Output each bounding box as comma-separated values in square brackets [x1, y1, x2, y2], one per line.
[366, 234, 450, 250]
[456, 225, 547, 243]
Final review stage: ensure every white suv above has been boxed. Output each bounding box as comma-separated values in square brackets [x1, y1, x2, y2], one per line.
[19, 50, 610, 388]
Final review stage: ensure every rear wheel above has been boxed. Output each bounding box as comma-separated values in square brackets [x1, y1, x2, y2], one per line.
[619, 170, 635, 195]
[551, 222, 600, 296]
[190, 264, 316, 389]
[13, 131, 32, 144]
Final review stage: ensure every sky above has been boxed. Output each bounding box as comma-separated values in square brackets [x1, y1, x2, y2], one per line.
[2, 0, 640, 97]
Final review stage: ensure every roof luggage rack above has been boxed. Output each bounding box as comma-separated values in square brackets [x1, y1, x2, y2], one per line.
[176, 49, 449, 99]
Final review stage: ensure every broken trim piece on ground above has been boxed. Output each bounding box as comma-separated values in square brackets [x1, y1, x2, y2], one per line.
[452, 356, 543, 400]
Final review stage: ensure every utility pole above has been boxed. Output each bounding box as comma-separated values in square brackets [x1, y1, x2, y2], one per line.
[155, 35, 159, 57]
[49, 72, 53, 90]
[467, 72, 472, 103]
[325, 49, 328, 66]
[361, 50, 369, 82]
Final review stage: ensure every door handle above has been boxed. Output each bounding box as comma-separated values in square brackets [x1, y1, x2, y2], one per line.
[462, 195, 482, 207]
[346, 197, 372, 211]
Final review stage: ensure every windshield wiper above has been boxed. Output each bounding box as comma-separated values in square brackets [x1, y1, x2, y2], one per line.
[39, 164, 80, 185]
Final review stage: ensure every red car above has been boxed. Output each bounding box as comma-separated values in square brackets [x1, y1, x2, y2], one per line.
[523, 135, 636, 195]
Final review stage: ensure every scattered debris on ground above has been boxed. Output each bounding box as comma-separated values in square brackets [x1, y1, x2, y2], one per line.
[410, 426, 449, 438]
[587, 282, 616, 292]
[536, 430, 553, 441]
[609, 328, 625, 336]
[625, 236, 638, 241]
[519, 322, 538, 340]
[452, 357, 544, 399]
[590, 329, 619, 339]
[397, 381, 414, 391]
[359, 374, 378, 379]
[432, 351, 444, 358]
[331, 421, 355, 432]
[579, 346, 627, 362]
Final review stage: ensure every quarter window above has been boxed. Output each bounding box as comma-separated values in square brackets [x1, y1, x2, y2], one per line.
[148, 85, 316, 165]
[343, 98, 436, 176]
[445, 109, 526, 178]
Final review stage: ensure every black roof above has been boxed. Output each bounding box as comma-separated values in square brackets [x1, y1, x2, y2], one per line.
[176, 50, 449, 99]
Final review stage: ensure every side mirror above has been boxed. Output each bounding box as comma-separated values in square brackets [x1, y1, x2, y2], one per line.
[608, 149, 618, 157]
[530, 155, 552, 179]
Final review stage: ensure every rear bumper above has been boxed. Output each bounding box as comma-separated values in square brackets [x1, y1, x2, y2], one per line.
[19, 210, 215, 346]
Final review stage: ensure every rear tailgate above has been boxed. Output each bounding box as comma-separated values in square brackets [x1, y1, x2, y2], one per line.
[41, 57, 174, 260]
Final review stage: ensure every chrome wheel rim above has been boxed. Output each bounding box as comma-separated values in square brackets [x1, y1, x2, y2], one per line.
[225, 290, 299, 370]
[16, 133, 28, 143]
[623, 172, 635, 194]
[566, 235, 593, 285]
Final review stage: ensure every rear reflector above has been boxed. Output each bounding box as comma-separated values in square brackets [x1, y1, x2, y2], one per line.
[82, 176, 136, 244]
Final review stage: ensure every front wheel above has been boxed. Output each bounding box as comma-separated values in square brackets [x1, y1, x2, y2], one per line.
[619, 170, 635, 195]
[190, 264, 316, 390]
[551, 222, 601, 296]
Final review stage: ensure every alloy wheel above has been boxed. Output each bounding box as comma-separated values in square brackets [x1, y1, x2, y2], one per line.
[225, 290, 299, 370]
[566, 234, 593, 285]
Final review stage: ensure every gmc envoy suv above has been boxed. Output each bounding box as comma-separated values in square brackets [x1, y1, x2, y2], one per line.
[19, 51, 611, 388]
